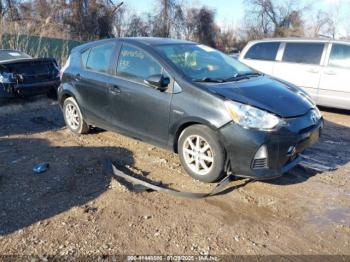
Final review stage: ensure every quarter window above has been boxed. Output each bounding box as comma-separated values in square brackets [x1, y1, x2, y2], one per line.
[244, 42, 280, 61]
[328, 44, 350, 69]
[282, 43, 324, 65]
[116, 44, 162, 84]
[81, 49, 90, 67]
[86, 43, 115, 73]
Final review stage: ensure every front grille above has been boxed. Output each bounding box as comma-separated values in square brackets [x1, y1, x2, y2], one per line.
[252, 158, 268, 169]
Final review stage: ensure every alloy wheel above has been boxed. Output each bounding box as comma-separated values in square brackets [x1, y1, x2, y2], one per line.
[183, 135, 214, 176]
[65, 103, 80, 130]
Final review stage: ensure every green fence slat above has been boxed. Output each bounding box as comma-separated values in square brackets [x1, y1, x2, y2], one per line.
[0, 34, 84, 66]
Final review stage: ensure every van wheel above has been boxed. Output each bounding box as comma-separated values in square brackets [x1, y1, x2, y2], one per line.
[178, 125, 225, 183]
[63, 97, 89, 134]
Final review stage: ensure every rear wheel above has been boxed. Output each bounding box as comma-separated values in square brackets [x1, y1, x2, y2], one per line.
[178, 125, 225, 183]
[63, 97, 89, 134]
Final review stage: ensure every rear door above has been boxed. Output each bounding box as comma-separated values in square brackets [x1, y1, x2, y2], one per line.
[273, 42, 326, 101]
[239, 42, 281, 75]
[107, 43, 173, 147]
[318, 43, 350, 110]
[75, 42, 116, 127]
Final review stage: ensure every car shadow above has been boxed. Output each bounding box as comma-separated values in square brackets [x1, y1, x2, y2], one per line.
[0, 137, 134, 236]
[0, 99, 64, 137]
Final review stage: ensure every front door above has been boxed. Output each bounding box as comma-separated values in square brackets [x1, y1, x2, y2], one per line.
[318, 43, 350, 110]
[108, 43, 172, 147]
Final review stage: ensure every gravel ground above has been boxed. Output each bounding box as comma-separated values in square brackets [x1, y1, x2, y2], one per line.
[0, 97, 349, 258]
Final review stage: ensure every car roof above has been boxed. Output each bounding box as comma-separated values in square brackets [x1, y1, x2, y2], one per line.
[0, 49, 22, 52]
[119, 37, 195, 45]
[248, 37, 350, 44]
[73, 37, 196, 53]
[0, 49, 32, 62]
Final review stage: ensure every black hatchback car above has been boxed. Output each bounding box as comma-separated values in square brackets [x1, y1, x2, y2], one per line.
[58, 38, 322, 183]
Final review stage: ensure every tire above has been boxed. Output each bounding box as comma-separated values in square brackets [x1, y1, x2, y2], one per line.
[63, 97, 89, 134]
[178, 124, 225, 183]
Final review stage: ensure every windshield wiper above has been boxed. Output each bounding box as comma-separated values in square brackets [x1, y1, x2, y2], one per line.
[193, 77, 225, 83]
[224, 72, 262, 82]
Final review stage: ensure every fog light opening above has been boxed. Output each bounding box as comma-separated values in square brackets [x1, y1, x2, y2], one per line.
[252, 145, 268, 169]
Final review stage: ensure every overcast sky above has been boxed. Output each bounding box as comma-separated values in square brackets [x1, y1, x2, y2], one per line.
[125, 0, 350, 36]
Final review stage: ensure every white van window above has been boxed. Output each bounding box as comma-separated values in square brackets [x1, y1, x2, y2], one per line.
[244, 42, 280, 61]
[282, 43, 324, 65]
[328, 44, 350, 69]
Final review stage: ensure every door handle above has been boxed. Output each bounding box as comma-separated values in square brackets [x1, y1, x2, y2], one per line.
[324, 70, 336, 75]
[307, 68, 319, 73]
[109, 84, 121, 95]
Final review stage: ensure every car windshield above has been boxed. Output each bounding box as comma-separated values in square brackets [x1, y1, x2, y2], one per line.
[156, 44, 255, 81]
[0, 50, 31, 61]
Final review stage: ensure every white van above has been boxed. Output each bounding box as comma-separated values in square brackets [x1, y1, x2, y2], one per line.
[239, 38, 350, 110]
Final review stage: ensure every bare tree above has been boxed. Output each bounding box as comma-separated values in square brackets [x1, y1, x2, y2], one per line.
[245, 0, 305, 38]
[125, 14, 150, 37]
[308, 10, 335, 37]
[185, 6, 217, 47]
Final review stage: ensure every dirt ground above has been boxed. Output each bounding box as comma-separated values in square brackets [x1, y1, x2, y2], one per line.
[0, 97, 349, 258]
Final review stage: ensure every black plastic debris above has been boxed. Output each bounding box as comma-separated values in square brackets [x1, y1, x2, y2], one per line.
[33, 163, 50, 174]
[106, 159, 252, 199]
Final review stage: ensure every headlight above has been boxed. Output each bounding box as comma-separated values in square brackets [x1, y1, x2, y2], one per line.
[314, 106, 322, 119]
[224, 100, 282, 130]
[0, 72, 14, 84]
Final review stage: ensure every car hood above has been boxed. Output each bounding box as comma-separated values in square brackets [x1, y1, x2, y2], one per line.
[201, 76, 314, 118]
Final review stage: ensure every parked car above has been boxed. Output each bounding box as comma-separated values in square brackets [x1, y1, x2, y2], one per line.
[0, 49, 60, 99]
[58, 38, 323, 183]
[228, 48, 240, 58]
[239, 38, 350, 110]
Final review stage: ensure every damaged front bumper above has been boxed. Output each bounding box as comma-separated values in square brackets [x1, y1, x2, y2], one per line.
[218, 110, 323, 180]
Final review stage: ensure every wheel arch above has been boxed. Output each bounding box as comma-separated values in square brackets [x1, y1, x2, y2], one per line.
[172, 118, 219, 153]
[58, 83, 78, 108]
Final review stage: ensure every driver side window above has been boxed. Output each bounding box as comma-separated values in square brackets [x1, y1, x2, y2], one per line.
[116, 44, 162, 85]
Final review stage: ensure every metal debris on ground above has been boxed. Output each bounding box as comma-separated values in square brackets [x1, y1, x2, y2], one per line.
[33, 163, 50, 174]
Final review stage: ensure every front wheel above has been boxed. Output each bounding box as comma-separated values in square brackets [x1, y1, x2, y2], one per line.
[178, 125, 225, 183]
[63, 97, 89, 134]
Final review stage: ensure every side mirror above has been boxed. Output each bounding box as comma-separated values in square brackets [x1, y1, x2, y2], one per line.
[144, 74, 170, 91]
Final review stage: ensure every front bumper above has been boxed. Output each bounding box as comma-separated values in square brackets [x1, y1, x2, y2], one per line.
[218, 110, 323, 180]
[0, 79, 60, 97]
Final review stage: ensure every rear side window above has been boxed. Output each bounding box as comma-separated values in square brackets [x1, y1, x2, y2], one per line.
[328, 44, 350, 69]
[116, 44, 162, 84]
[244, 42, 280, 61]
[86, 43, 115, 73]
[282, 43, 324, 65]
[81, 49, 90, 67]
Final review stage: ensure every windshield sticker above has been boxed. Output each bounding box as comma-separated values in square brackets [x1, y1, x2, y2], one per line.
[197, 45, 215, 52]
[8, 52, 22, 57]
